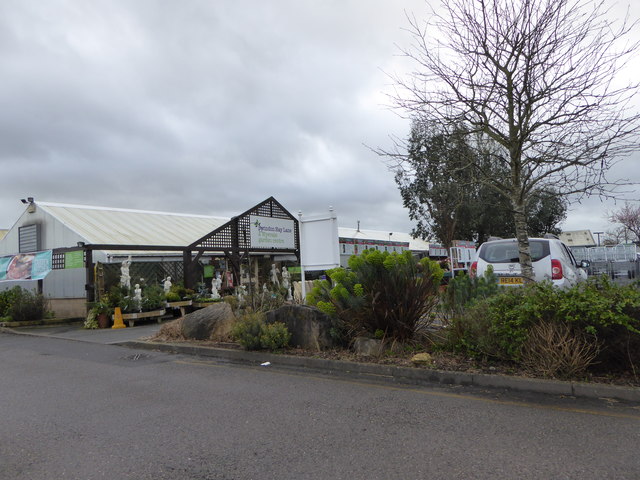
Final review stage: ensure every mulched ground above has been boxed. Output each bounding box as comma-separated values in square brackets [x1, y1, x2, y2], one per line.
[149, 319, 640, 388]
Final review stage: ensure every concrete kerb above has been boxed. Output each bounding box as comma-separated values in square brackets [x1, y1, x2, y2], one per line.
[118, 340, 640, 402]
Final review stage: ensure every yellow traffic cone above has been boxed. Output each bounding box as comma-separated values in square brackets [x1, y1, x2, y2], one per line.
[112, 307, 126, 329]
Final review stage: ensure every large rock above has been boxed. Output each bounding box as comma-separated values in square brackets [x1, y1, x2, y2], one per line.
[181, 302, 236, 341]
[353, 337, 384, 357]
[265, 305, 336, 351]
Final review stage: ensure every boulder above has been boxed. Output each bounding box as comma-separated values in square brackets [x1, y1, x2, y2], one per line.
[353, 337, 384, 357]
[411, 352, 434, 366]
[265, 305, 336, 351]
[181, 302, 235, 341]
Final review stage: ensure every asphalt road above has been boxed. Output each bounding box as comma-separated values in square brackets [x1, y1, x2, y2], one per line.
[1, 333, 639, 480]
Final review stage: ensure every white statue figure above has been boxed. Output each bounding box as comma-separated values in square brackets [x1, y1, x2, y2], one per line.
[270, 264, 280, 288]
[286, 286, 293, 302]
[133, 283, 142, 312]
[120, 256, 132, 290]
[282, 266, 290, 290]
[163, 276, 172, 294]
[210, 275, 220, 300]
[215, 271, 222, 291]
[236, 285, 247, 305]
[262, 283, 268, 294]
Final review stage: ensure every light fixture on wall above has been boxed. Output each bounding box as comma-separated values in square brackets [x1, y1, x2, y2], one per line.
[20, 197, 36, 213]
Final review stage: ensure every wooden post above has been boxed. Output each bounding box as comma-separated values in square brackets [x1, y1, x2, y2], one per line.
[183, 249, 192, 290]
[85, 249, 94, 303]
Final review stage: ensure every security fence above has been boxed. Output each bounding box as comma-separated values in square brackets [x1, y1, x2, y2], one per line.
[571, 245, 639, 280]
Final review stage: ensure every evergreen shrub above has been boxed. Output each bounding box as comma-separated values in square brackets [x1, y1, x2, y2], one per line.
[231, 312, 291, 351]
[307, 250, 444, 342]
[446, 276, 640, 373]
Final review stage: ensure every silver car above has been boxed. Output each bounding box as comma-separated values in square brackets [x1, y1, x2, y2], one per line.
[470, 236, 589, 287]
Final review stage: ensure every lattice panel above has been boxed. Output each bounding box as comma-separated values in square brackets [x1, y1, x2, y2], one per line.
[199, 223, 234, 249]
[102, 261, 188, 290]
[193, 197, 299, 251]
[52, 252, 65, 270]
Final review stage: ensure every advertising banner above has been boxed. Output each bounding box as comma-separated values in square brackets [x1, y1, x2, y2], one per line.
[0, 250, 53, 281]
[249, 215, 295, 249]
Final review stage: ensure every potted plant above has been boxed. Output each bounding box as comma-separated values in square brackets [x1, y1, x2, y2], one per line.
[84, 297, 112, 329]
[94, 298, 112, 329]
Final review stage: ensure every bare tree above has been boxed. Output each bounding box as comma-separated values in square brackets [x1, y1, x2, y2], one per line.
[391, 0, 640, 281]
[609, 203, 640, 242]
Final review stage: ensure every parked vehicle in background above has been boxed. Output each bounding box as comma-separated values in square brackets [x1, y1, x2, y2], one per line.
[470, 235, 589, 288]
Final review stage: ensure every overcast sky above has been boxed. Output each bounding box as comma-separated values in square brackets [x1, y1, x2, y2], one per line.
[1, 0, 638, 240]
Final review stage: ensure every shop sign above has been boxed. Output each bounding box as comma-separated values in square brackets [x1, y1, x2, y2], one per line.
[64, 250, 84, 269]
[249, 215, 295, 249]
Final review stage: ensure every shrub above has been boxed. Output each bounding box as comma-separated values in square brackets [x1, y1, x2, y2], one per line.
[520, 321, 600, 378]
[84, 309, 99, 329]
[107, 285, 132, 312]
[231, 312, 291, 351]
[141, 285, 166, 311]
[444, 266, 499, 314]
[307, 250, 444, 342]
[445, 277, 640, 373]
[259, 322, 291, 351]
[223, 295, 238, 311]
[165, 292, 181, 302]
[7, 288, 49, 322]
[231, 312, 264, 350]
[0, 287, 22, 317]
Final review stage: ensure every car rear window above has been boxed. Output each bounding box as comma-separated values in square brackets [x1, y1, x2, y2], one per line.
[478, 240, 550, 263]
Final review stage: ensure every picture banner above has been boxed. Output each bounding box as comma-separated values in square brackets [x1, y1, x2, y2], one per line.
[0, 250, 53, 281]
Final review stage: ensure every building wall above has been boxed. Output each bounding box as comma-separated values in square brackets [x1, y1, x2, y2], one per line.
[0, 204, 88, 299]
[49, 298, 87, 318]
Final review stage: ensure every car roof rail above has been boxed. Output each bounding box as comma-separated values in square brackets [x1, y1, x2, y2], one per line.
[487, 236, 503, 242]
[543, 233, 560, 239]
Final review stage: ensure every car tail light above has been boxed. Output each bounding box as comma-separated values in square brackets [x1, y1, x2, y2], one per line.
[470, 261, 477, 278]
[551, 259, 563, 280]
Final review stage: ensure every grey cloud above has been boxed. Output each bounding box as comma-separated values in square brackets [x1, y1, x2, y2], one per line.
[0, 0, 637, 239]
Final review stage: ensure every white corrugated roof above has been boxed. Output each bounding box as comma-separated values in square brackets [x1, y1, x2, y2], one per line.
[559, 230, 596, 247]
[338, 227, 430, 251]
[38, 202, 229, 247]
[34, 201, 429, 255]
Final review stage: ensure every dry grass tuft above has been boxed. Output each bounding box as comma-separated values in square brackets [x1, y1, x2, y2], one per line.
[520, 321, 600, 379]
[150, 318, 185, 342]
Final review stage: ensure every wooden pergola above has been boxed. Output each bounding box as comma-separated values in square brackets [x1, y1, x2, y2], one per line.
[78, 197, 300, 301]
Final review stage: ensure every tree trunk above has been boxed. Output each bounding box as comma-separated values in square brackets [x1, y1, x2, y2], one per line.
[513, 203, 534, 283]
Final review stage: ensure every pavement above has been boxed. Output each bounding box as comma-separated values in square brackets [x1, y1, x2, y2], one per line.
[3, 320, 640, 403]
[2, 322, 163, 345]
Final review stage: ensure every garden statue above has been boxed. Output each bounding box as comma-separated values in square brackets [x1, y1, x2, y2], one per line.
[133, 283, 142, 312]
[210, 275, 220, 300]
[270, 264, 280, 288]
[236, 285, 247, 305]
[215, 271, 222, 291]
[282, 266, 290, 290]
[163, 276, 172, 294]
[120, 256, 132, 290]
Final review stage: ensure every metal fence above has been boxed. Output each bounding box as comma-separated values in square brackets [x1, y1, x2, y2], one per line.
[101, 260, 194, 291]
[571, 245, 639, 280]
